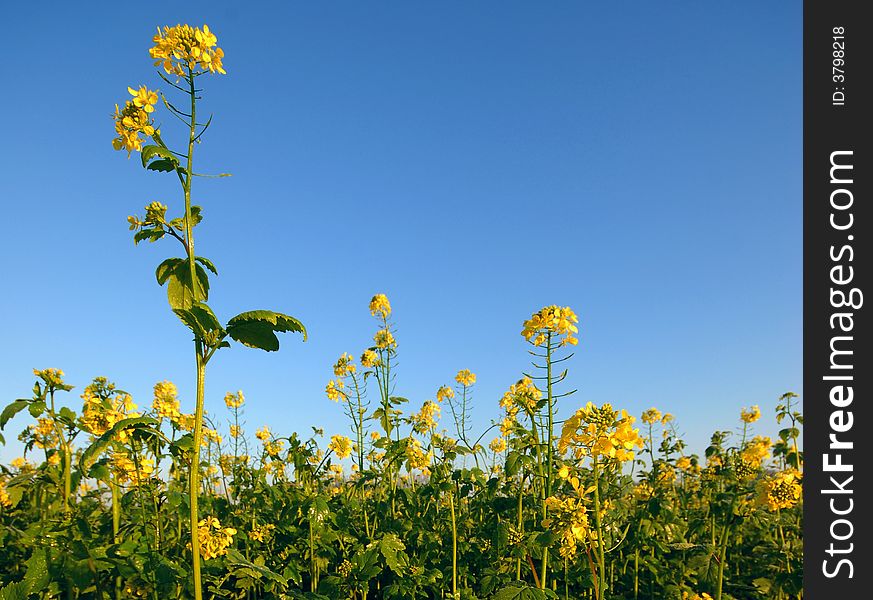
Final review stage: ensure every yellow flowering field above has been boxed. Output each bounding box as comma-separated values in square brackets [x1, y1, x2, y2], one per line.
[0, 23, 802, 600]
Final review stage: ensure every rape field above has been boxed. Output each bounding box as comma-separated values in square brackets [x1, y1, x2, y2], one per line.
[0, 24, 802, 600]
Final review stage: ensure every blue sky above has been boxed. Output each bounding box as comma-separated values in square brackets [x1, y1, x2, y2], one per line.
[0, 1, 801, 463]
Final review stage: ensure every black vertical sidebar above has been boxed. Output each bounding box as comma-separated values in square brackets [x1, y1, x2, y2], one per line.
[803, 0, 870, 596]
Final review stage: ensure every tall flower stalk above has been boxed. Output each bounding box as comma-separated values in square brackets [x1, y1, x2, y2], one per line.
[114, 24, 305, 600]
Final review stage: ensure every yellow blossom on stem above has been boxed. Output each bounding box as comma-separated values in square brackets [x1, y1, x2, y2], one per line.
[436, 385, 455, 403]
[224, 390, 244, 409]
[333, 353, 356, 377]
[150, 24, 226, 76]
[741, 405, 761, 423]
[374, 329, 396, 349]
[455, 369, 476, 387]
[194, 517, 236, 560]
[757, 470, 802, 511]
[641, 408, 662, 425]
[326, 379, 346, 402]
[369, 293, 392, 319]
[361, 349, 381, 368]
[521, 305, 580, 347]
[329, 435, 353, 459]
[489, 437, 507, 453]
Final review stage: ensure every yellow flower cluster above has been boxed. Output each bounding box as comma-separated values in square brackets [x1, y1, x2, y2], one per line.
[361, 349, 381, 368]
[369, 294, 392, 320]
[112, 87, 159, 156]
[149, 24, 226, 77]
[499, 377, 540, 418]
[455, 369, 476, 387]
[326, 379, 346, 402]
[436, 385, 454, 403]
[489, 437, 507, 453]
[196, 517, 236, 560]
[741, 435, 772, 468]
[33, 368, 67, 388]
[80, 382, 139, 439]
[249, 523, 276, 542]
[152, 380, 181, 421]
[741, 405, 761, 423]
[333, 353, 357, 377]
[641, 407, 662, 425]
[111, 451, 155, 486]
[224, 390, 245, 409]
[374, 329, 396, 350]
[521, 305, 579, 347]
[229, 425, 242, 438]
[255, 426, 271, 441]
[405, 438, 432, 471]
[633, 481, 654, 502]
[675, 456, 694, 471]
[559, 402, 643, 462]
[0, 480, 11, 508]
[757, 470, 802, 512]
[542, 495, 591, 559]
[27, 416, 58, 449]
[682, 592, 714, 600]
[411, 400, 440, 434]
[264, 439, 284, 457]
[329, 435, 353, 459]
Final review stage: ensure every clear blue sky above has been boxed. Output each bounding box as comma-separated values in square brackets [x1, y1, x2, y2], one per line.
[0, 1, 801, 463]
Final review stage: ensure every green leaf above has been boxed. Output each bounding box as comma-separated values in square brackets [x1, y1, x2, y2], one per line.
[379, 534, 408, 575]
[146, 158, 178, 172]
[141, 145, 179, 170]
[173, 302, 222, 338]
[79, 416, 159, 472]
[492, 584, 556, 600]
[23, 551, 50, 596]
[226, 310, 306, 352]
[195, 256, 218, 275]
[161, 259, 210, 310]
[156, 258, 184, 285]
[0, 581, 28, 600]
[0, 400, 28, 430]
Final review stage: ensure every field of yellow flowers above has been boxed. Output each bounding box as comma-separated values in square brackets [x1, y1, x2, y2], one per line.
[0, 23, 802, 600]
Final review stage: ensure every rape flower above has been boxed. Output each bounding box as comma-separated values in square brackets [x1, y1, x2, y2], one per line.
[153, 380, 182, 421]
[741, 405, 762, 423]
[33, 368, 68, 388]
[455, 369, 476, 387]
[333, 353, 356, 377]
[542, 495, 591, 559]
[489, 437, 507, 453]
[31, 417, 59, 449]
[405, 438, 432, 471]
[757, 470, 802, 511]
[410, 400, 440, 434]
[436, 385, 454, 403]
[10, 457, 31, 471]
[229, 425, 242, 438]
[255, 426, 271, 441]
[661, 413, 675, 424]
[326, 379, 346, 402]
[521, 305, 579, 347]
[676, 456, 693, 471]
[500, 417, 515, 436]
[361, 349, 381, 368]
[0, 481, 11, 508]
[264, 439, 285, 457]
[741, 435, 772, 467]
[112, 94, 158, 156]
[559, 402, 643, 462]
[128, 85, 158, 113]
[369, 293, 391, 319]
[641, 408, 662, 425]
[224, 390, 244, 409]
[195, 517, 236, 560]
[374, 329, 396, 349]
[249, 523, 275, 543]
[111, 451, 155, 486]
[150, 24, 226, 76]
[499, 377, 539, 417]
[329, 435, 353, 459]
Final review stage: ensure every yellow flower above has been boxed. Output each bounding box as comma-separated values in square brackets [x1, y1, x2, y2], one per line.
[410, 400, 441, 434]
[559, 403, 643, 462]
[31, 417, 59, 449]
[195, 517, 236, 560]
[499, 377, 540, 417]
[33, 368, 67, 388]
[150, 24, 226, 77]
[111, 95, 158, 157]
[0, 481, 12, 508]
[249, 523, 276, 543]
[326, 379, 346, 402]
[371, 431, 381, 440]
[255, 426, 271, 441]
[741, 405, 761, 423]
[489, 437, 507, 453]
[676, 456, 693, 471]
[436, 385, 455, 403]
[455, 369, 476, 387]
[333, 353, 357, 377]
[224, 390, 245, 409]
[661, 413, 674, 424]
[757, 470, 802, 511]
[152, 380, 181, 421]
[229, 425, 242, 438]
[374, 329, 396, 349]
[521, 306, 580, 347]
[741, 435, 772, 468]
[641, 408, 662, 425]
[541, 495, 590, 559]
[405, 438, 432, 470]
[361, 349, 381, 368]
[329, 435, 353, 459]
[128, 85, 159, 113]
[110, 451, 155, 486]
[369, 293, 392, 319]
[47, 453, 61, 467]
[264, 439, 285, 457]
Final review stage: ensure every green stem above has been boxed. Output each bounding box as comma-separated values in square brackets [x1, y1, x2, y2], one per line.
[190, 358, 207, 600]
[592, 458, 606, 600]
[450, 489, 458, 598]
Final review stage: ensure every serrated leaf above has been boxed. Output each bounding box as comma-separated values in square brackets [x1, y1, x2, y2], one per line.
[379, 534, 408, 575]
[0, 400, 28, 430]
[146, 158, 178, 172]
[195, 256, 218, 275]
[226, 310, 306, 351]
[173, 302, 222, 338]
[141, 145, 178, 169]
